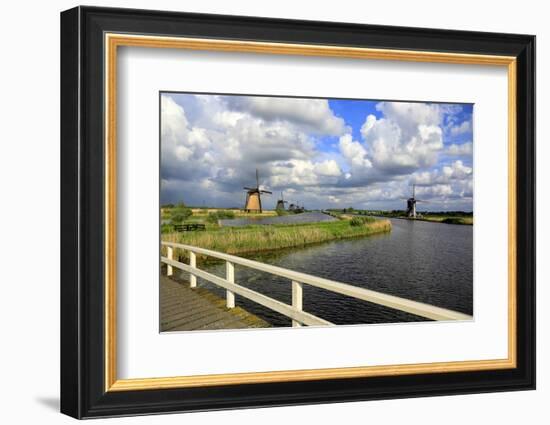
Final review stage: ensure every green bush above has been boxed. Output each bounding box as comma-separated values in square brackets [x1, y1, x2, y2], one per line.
[206, 213, 219, 224]
[206, 210, 235, 223]
[350, 217, 363, 226]
[161, 223, 174, 234]
[218, 210, 235, 219]
[442, 217, 464, 225]
[170, 206, 192, 224]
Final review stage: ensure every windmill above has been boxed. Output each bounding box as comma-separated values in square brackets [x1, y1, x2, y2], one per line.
[275, 192, 288, 211]
[243, 169, 272, 213]
[406, 184, 426, 218]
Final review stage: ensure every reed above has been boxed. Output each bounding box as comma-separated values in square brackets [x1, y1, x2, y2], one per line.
[162, 219, 391, 259]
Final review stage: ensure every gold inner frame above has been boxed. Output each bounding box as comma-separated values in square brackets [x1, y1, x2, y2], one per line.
[104, 33, 517, 392]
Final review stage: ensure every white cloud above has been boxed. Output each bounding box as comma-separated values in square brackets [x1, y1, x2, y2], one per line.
[418, 184, 454, 198]
[161, 95, 189, 143]
[160, 96, 214, 181]
[161, 94, 473, 211]
[445, 142, 473, 156]
[314, 160, 342, 177]
[442, 160, 472, 180]
[450, 120, 472, 136]
[410, 160, 473, 204]
[268, 159, 341, 188]
[338, 133, 372, 169]
[360, 102, 444, 173]
[174, 145, 193, 161]
[226, 96, 346, 136]
[412, 160, 472, 186]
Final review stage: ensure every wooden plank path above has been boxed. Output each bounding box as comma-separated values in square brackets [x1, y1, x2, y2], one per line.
[160, 276, 271, 332]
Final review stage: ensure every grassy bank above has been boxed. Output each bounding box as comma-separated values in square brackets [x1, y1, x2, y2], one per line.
[328, 208, 473, 226]
[360, 210, 473, 225]
[417, 215, 473, 225]
[162, 218, 391, 259]
[378, 214, 473, 225]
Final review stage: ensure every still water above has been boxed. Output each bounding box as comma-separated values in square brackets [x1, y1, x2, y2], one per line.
[219, 211, 337, 226]
[175, 218, 473, 326]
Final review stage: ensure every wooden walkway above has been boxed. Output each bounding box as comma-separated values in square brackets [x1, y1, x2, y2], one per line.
[160, 276, 271, 332]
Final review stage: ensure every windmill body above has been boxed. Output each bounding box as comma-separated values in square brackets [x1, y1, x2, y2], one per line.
[275, 192, 288, 211]
[244, 191, 262, 212]
[406, 197, 417, 218]
[405, 184, 425, 218]
[243, 169, 271, 213]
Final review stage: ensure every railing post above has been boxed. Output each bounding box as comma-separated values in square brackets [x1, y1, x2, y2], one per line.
[292, 280, 303, 327]
[189, 250, 197, 288]
[167, 246, 173, 276]
[226, 261, 235, 308]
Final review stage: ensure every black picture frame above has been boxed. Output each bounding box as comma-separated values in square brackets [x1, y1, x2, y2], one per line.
[60, 5, 535, 419]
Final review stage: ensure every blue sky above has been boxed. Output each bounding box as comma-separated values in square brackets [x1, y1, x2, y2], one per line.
[160, 93, 473, 211]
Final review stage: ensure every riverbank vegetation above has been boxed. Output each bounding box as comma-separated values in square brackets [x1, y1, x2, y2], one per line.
[327, 208, 473, 225]
[170, 204, 193, 224]
[419, 215, 473, 225]
[205, 210, 235, 223]
[162, 218, 391, 259]
[161, 205, 277, 220]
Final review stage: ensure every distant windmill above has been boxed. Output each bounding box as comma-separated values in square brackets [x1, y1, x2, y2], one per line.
[275, 192, 288, 211]
[406, 184, 426, 218]
[243, 169, 272, 213]
[287, 199, 305, 214]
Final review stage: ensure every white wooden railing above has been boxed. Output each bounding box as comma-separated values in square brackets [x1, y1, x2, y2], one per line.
[161, 241, 472, 327]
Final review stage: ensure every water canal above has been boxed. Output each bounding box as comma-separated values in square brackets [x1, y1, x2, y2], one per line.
[174, 218, 473, 327]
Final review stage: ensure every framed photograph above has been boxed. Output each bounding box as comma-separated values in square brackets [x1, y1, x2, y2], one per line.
[60, 6, 535, 419]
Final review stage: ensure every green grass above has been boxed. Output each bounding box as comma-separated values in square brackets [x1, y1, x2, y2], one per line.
[206, 210, 236, 223]
[162, 218, 391, 260]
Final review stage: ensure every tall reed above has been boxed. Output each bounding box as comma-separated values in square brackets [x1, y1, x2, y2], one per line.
[162, 219, 391, 260]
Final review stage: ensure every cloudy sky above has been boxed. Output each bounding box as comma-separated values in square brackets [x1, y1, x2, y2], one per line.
[160, 92, 473, 211]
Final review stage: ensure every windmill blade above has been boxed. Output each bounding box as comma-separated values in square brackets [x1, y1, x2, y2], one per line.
[260, 190, 272, 194]
[243, 187, 256, 191]
[255, 168, 259, 188]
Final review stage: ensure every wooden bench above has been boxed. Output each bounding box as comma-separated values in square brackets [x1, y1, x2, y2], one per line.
[174, 223, 206, 232]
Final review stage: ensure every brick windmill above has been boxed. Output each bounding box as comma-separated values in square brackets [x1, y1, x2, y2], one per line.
[243, 169, 272, 213]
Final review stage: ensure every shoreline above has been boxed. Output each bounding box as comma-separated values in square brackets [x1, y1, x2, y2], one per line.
[383, 215, 473, 225]
[323, 210, 473, 226]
